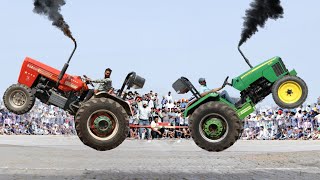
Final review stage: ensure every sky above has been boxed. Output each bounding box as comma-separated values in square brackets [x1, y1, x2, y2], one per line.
[0, 1, 319, 108]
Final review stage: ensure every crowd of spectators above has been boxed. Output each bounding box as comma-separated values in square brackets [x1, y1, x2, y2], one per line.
[1, 90, 320, 142]
[0, 100, 75, 135]
[241, 102, 320, 140]
[125, 90, 191, 140]
[0, 90, 190, 139]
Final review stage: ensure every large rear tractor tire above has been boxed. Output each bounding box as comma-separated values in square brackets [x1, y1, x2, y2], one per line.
[75, 98, 129, 151]
[272, 75, 308, 109]
[3, 84, 35, 115]
[189, 102, 241, 152]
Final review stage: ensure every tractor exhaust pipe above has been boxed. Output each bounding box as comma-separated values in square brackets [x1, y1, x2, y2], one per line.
[57, 39, 77, 86]
[238, 45, 253, 68]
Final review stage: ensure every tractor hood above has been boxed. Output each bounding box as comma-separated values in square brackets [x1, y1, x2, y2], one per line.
[231, 56, 288, 91]
[18, 57, 86, 92]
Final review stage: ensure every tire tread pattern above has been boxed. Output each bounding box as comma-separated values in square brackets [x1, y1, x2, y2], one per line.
[189, 102, 241, 152]
[3, 84, 35, 115]
[75, 98, 129, 151]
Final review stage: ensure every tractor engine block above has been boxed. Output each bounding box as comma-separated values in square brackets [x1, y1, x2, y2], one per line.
[240, 78, 272, 105]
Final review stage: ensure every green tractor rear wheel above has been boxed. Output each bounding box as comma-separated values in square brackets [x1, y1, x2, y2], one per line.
[272, 75, 308, 109]
[189, 102, 241, 152]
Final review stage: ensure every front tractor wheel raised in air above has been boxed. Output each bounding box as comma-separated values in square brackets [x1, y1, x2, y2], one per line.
[3, 84, 35, 115]
[75, 98, 129, 151]
[189, 102, 241, 152]
[272, 75, 308, 109]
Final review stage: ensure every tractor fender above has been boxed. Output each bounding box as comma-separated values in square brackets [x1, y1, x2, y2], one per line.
[289, 69, 297, 76]
[184, 94, 221, 118]
[94, 92, 133, 116]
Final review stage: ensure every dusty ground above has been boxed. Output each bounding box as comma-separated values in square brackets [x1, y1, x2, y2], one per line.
[0, 136, 320, 179]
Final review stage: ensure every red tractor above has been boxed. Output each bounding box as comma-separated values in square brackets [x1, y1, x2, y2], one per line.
[3, 41, 145, 151]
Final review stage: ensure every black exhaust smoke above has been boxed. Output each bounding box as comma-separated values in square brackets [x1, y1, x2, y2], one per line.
[33, 0, 77, 86]
[239, 0, 284, 47]
[33, 0, 75, 42]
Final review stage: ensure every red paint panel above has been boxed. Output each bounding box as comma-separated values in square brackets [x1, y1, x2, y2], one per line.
[17, 57, 88, 92]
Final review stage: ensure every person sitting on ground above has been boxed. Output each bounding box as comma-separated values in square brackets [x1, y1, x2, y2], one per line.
[182, 128, 191, 139]
[198, 77, 237, 104]
[151, 116, 162, 139]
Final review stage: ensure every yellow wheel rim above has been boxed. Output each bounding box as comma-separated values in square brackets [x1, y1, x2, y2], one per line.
[278, 81, 302, 104]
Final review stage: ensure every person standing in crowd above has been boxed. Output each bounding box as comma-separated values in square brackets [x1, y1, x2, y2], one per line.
[4, 115, 11, 126]
[315, 113, 320, 127]
[160, 108, 170, 123]
[150, 108, 160, 122]
[180, 99, 187, 109]
[153, 93, 159, 109]
[306, 104, 312, 113]
[165, 91, 173, 102]
[148, 96, 155, 110]
[161, 96, 167, 109]
[138, 102, 151, 140]
[168, 109, 175, 126]
[165, 100, 175, 110]
[303, 118, 313, 131]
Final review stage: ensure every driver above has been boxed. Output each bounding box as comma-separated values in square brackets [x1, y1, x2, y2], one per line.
[198, 77, 237, 104]
[83, 68, 114, 102]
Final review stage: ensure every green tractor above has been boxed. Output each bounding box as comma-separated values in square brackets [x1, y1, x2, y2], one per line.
[172, 53, 308, 152]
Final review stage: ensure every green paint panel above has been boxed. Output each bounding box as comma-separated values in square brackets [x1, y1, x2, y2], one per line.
[183, 93, 236, 118]
[289, 69, 297, 76]
[232, 56, 290, 91]
[236, 101, 255, 120]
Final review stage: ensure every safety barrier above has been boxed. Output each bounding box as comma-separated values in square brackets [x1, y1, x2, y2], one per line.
[129, 122, 188, 129]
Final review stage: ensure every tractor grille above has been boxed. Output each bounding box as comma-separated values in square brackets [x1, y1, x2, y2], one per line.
[278, 58, 287, 72]
[272, 62, 285, 76]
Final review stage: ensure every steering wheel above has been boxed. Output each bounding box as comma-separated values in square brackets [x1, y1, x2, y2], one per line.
[83, 75, 94, 87]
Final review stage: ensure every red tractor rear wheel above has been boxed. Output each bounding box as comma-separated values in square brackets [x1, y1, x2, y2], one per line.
[75, 98, 129, 151]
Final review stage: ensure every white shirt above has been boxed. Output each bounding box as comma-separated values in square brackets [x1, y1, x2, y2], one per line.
[199, 85, 210, 94]
[151, 121, 158, 131]
[296, 107, 302, 113]
[315, 114, 320, 123]
[148, 100, 154, 109]
[306, 106, 311, 112]
[295, 112, 303, 119]
[139, 107, 151, 120]
[303, 121, 312, 130]
[166, 102, 175, 109]
[165, 94, 173, 102]
[179, 117, 185, 125]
